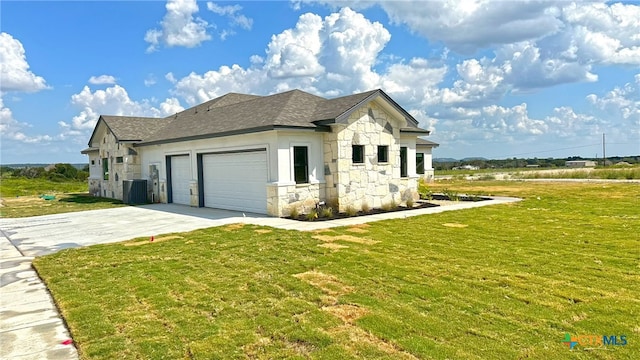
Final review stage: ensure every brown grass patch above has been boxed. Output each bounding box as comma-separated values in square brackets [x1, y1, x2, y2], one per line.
[442, 223, 468, 228]
[124, 235, 183, 246]
[327, 325, 418, 359]
[318, 243, 348, 251]
[322, 304, 368, 324]
[312, 234, 379, 245]
[346, 227, 369, 234]
[222, 223, 244, 231]
[293, 271, 352, 296]
[253, 229, 272, 234]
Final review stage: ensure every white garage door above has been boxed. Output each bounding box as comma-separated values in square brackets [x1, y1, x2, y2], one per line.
[202, 150, 267, 214]
[170, 155, 191, 205]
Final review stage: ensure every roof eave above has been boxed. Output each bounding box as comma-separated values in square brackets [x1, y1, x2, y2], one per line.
[136, 125, 327, 147]
[400, 128, 431, 134]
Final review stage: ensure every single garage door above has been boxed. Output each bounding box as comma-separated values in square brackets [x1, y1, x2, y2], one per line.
[202, 150, 267, 214]
[170, 155, 191, 205]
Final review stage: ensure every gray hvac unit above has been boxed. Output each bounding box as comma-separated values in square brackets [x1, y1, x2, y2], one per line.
[123, 179, 148, 204]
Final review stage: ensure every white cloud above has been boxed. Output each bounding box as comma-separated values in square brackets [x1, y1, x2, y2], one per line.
[172, 7, 394, 105]
[145, 0, 211, 52]
[207, 2, 253, 31]
[562, 2, 640, 65]
[0, 32, 49, 93]
[59, 85, 184, 141]
[296, 0, 564, 54]
[586, 74, 640, 126]
[0, 96, 53, 144]
[264, 12, 325, 79]
[144, 74, 157, 87]
[88, 75, 117, 85]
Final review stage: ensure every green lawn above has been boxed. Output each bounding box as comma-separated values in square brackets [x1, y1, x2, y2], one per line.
[0, 177, 125, 217]
[34, 182, 639, 359]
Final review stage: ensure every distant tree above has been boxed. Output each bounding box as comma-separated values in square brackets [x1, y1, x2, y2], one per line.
[0, 166, 15, 177]
[17, 167, 45, 179]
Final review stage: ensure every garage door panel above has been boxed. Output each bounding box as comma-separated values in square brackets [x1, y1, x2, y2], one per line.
[171, 155, 191, 205]
[202, 151, 267, 214]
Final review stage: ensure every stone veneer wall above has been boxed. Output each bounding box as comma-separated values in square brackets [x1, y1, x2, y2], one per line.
[324, 102, 418, 213]
[97, 131, 142, 200]
[267, 183, 324, 217]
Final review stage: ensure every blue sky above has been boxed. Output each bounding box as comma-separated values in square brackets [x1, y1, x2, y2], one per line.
[1, 0, 639, 164]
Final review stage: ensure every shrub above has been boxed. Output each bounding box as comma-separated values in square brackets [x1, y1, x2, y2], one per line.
[345, 206, 358, 217]
[361, 201, 370, 213]
[289, 207, 299, 219]
[306, 210, 318, 221]
[320, 207, 334, 218]
[381, 200, 398, 211]
[442, 188, 459, 201]
[405, 197, 414, 208]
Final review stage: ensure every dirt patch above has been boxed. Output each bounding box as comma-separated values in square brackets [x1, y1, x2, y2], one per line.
[442, 223, 468, 228]
[322, 304, 368, 324]
[254, 229, 272, 234]
[312, 234, 379, 245]
[318, 243, 349, 251]
[222, 223, 244, 231]
[293, 271, 352, 296]
[125, 235, 184, 246]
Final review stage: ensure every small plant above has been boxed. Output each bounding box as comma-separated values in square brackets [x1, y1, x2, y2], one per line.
[405, 197, 414, 208]
[306, 209, 318, 221]
[417, 178, 432, 200]
[320, 206, 334, 218]
[361, 201, 370, 213]
[345, 205, 358, 217]
[289, 206, 299, 219]
[442, 188, 459, 201]
[381, 200, 398, 211]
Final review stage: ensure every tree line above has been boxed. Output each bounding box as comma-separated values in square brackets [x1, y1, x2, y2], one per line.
[434, 156, 639, 170]
[0, 163, 89, 181]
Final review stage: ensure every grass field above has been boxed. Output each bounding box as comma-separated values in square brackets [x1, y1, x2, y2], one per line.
[0, 177, 125, 217]
[33, 181, 639, 359]
[437, 166, 640, 180]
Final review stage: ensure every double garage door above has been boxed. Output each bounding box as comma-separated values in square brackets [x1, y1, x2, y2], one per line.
[169, 150, 267, 214]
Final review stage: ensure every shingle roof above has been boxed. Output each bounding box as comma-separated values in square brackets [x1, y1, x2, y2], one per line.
[91, 89, 428, 146]
[100, 116, 171, 142]
[417, 138, 439, 147]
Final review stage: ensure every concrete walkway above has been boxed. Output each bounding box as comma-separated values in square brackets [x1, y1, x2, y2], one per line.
[0, 196, 520, 359]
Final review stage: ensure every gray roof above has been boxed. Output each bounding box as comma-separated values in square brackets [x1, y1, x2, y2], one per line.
[99, 116, 171, 142]
[417, 138, 439, 147]
[89, 89, 429, 147]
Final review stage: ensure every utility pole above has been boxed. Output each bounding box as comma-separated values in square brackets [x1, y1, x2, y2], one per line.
[602, 133, 606, 167]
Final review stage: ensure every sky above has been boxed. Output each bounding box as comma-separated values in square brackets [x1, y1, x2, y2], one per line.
[1, 0, 639, 164]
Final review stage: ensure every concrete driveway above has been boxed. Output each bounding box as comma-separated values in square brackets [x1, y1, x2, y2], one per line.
[0, 204, 277, 257]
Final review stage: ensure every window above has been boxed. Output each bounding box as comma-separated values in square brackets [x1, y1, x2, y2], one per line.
[293, 146, 308, 184]
[116, 156, 123, 163]
[400, 147, 408, 177]
[91, 160, 95, 165]
[377, 145, 389, 163]
[352, 145, 364, 164]
[102, 158, 109, 180]
[416, 153, 425, 174]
